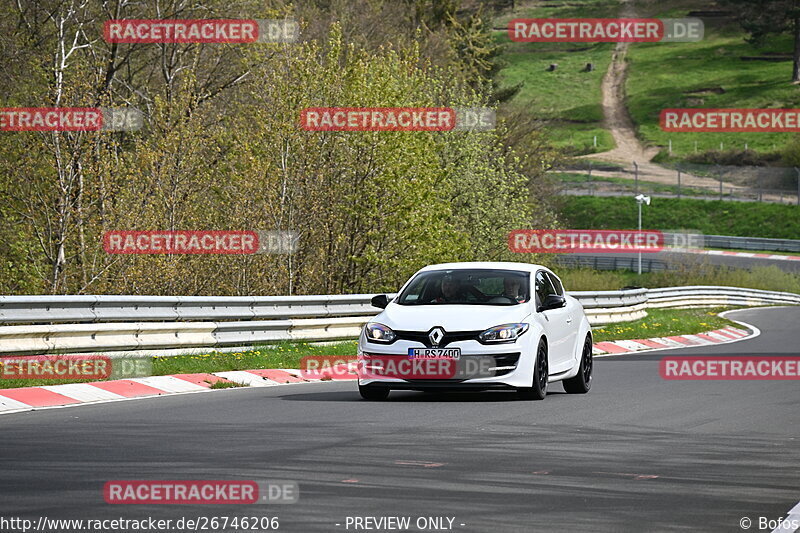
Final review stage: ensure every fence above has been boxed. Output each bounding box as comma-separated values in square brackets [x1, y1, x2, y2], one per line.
[556, 161, 800, 205]
[1, 286, 797, 355]
[559, 183, 799, 205]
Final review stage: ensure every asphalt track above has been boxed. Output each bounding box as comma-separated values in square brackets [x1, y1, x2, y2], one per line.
[1, 307, 798, 533]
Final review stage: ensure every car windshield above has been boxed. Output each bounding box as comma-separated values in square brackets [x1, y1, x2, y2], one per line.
[396, 269, 530, 306]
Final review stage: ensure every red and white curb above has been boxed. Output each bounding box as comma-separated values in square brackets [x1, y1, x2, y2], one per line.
[592, 324, 757, 358]
[0, 322, 758, 415]
[0, 369, 326, 416]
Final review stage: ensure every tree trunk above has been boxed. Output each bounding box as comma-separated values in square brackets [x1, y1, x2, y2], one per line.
[794, 16, 800, 83]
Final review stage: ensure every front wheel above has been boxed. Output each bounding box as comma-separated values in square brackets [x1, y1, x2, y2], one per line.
[563, 334, 593, 394]
[359, 384, 390, 401]
[517, 339, 548, 400]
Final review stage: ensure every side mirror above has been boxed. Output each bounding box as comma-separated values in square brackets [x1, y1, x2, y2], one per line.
[538, 294, 566, 313]
[370, 294, 390, 309]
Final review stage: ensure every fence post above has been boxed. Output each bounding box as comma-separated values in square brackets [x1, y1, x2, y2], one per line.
[633, 161, 639, 194]
[795, 168, 800, 206]
[717, 164, 723, 201]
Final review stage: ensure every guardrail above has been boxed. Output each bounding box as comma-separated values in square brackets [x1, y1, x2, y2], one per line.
[555, 255, 669, 272]
[0, 294, 387, 324]
[702, 235, 800, 253]
[647, 286, 800, 308]
[0, 286, 797, 355]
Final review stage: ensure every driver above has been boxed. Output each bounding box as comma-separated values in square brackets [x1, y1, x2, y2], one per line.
[436, 275, 462, 302]
[502, 277, 527, 303]
[434, 275, 484, 303]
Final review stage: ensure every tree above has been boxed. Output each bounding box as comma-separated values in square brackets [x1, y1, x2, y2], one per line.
[720, 0, 800, 83]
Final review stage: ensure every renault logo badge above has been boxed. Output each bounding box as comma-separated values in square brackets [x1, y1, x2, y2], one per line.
[428, 327, 445, 347]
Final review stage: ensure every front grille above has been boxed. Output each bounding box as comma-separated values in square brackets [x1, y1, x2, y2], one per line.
[393, 330, 482, 348]
[361, 352, 521, 378]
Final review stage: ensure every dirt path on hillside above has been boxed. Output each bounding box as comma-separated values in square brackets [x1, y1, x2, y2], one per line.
[578, 0, 755, 194]
[592, 1, 659, 164]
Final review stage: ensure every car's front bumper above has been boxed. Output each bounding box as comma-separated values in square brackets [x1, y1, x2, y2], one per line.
[357, 333, 536, 389]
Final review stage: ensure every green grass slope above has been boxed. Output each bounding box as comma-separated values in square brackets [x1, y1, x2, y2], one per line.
[559, 196, 800, 239]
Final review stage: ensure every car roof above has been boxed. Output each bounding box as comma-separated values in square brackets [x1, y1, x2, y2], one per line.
[417, 262, 551, 275]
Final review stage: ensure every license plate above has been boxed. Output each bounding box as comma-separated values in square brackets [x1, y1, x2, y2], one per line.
[408, 348, 461, 359]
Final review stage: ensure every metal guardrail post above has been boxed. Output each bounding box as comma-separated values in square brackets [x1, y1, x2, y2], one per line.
[795, 168, 800, 206]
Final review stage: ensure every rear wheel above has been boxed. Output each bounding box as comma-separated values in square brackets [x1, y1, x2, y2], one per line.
[359, 384, 390, 401]
[517, 339, 548, 400]
[563, 334, 593, 394]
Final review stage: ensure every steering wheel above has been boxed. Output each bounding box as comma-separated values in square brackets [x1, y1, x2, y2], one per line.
[487, 295, 518, 304]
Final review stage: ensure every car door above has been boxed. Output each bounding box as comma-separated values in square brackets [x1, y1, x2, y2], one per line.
[546, 271, 579, 367]
[534, 270, 572, 373]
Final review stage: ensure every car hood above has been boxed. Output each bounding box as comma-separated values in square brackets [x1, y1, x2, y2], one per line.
[376, 303, 531, 332]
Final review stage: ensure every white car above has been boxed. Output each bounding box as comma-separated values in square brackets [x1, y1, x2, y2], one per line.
[357, 262, 593, 400]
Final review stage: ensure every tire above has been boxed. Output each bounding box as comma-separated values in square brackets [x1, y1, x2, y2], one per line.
[359, 384, 390, 401]
[563, 334, 593, 394]
[517, 338, 548, 400]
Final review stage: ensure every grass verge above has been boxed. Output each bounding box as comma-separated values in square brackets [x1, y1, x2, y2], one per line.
[151, 341, 357, 376]
[591, 307, 738, 343]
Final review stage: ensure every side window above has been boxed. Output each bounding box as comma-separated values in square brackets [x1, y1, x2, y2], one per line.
[547, 272, 564, 296]
[535, 271, 555, 307]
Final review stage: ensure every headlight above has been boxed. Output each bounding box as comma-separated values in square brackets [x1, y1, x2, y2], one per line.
[478, 323, 529, 343]
[364, 322, 396, 343]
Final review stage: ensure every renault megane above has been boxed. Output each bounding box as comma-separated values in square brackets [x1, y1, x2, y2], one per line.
[357, 262, 593, 400]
